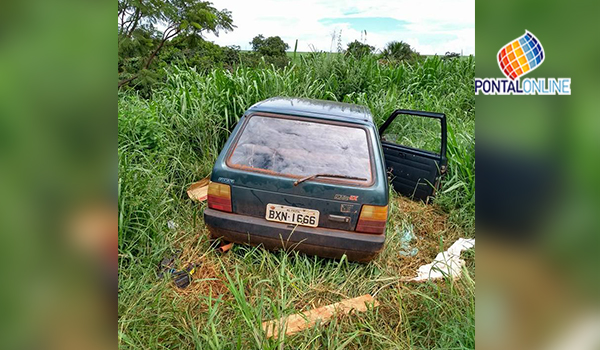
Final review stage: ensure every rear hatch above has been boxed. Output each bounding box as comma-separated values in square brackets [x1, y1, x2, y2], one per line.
[214, 113, 385, 231]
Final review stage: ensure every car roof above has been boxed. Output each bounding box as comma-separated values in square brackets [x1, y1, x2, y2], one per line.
[246, 97, 374, 125]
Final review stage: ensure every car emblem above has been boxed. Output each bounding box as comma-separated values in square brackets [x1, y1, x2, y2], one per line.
[334, 194, 359, 201]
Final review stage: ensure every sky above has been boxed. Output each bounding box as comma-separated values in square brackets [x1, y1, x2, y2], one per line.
[202, 0, 474, 55]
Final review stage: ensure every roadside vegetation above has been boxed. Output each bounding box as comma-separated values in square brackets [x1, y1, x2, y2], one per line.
[118, 1, 475, 349]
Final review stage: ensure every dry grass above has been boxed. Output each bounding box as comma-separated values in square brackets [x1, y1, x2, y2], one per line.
[170, 258, 228, 298]
[379, 196, 464, 279]
[163, 229, 230, 306]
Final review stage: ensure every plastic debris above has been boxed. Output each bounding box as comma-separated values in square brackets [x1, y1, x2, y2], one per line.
[398, 224, 419, 257]
[167, 220, 178, 230]
[411, 238, 475, 282]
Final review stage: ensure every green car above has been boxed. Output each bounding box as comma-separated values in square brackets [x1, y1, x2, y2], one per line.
[204, 97, 447, 262]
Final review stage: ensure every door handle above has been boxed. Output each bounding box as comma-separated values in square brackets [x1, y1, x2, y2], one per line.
[329, 214, 350, 223]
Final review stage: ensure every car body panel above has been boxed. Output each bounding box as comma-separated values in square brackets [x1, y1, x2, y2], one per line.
[247, 97, 373, 125]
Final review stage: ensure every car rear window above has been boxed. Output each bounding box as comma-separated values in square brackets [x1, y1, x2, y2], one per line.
[228, 115, 372, 182]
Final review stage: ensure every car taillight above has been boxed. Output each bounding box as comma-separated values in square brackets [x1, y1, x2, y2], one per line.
[356, 204, 388, 234]
[207, 182, 232, 212]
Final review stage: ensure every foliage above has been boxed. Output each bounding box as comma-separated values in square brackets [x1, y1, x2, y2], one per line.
[444, 51, 461, 60]
[250, 34, 290, 57]
[242, 35, 291, 68]
[163, 37, 240, 69]
[381, 41, 421, 63]
[345, 40, 375, 58]
[118, 0, 235, 87]
[221, 45, 241, 66]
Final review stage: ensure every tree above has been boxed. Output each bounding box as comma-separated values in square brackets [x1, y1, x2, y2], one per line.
[250, 35, 266, 52]
[221, 45, 241, 66]
[118, 0, 162, 38]
[250, 35, 289, 57]
[118, 0, 235, 87]
[162, 36, 239, 71]
[381, 41, 420, 63]
[345, 40, 374, 58]
[443, 51, 460, 60]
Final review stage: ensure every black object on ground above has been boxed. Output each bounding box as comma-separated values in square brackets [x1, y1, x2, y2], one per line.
[157, 250, 199, 289]
[172, 264, 198, 289]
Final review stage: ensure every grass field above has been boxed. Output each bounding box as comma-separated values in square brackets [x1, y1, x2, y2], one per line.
[118, 53, 475, 349]
[284, 51, 472, 65]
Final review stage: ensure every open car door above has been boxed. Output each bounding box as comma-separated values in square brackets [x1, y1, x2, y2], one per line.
[379, 109, 447, 202]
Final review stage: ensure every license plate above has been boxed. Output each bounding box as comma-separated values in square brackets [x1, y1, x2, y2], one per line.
[265, 203, 319, 227]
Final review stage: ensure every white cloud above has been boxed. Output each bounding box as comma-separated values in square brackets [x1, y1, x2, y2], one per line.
[203, 0, 474, 55]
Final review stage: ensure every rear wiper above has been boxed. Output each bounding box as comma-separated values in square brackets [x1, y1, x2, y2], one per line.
[293, 173, 367, 186]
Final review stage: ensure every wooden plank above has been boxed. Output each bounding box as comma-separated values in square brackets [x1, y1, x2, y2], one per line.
[262, 294, 379, 339]
[187, 178, 210, 202]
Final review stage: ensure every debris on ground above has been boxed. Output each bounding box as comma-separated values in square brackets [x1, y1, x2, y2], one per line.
[262, 294, 379, 339]
[174, 258, 228, 298]
[398, 224, 418, 257]
[171, 263, 199, 289]
[218, 242, 234, 253]
[157, 250, 180, 279]
[187, 177, 210, 202]
[161, 237, 229, 300]
[157, 250, 201, 289]
[167, 220, 178, 230]
[411, 238, 475, 282]
[386, 196, 464, 279]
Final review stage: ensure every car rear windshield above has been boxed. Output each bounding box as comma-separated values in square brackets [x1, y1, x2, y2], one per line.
[228, 115, 372, 183]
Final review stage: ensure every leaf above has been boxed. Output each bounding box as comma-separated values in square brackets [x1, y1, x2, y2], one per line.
[442, 181, 465, 194]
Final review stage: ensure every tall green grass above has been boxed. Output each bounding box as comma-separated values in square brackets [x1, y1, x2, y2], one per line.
[119, 53, 474, 232]
[118, 53, 475, 349]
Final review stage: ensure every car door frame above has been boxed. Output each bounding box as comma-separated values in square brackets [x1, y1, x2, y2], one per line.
[378, 109, 447, 202]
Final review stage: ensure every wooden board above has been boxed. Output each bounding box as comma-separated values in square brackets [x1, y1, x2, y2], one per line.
[262, 294, 379, 339]
[187, 178, 210, 202]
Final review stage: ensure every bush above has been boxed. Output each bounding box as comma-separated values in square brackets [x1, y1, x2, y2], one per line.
[381, 41, 421, 64]
[345, 40, 375, 58]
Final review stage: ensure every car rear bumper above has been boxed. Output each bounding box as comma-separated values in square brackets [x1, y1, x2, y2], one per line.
[204, 208, 385, 262]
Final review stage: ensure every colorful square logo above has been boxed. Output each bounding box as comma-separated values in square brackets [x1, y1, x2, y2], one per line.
[497, 31, 544, 80]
